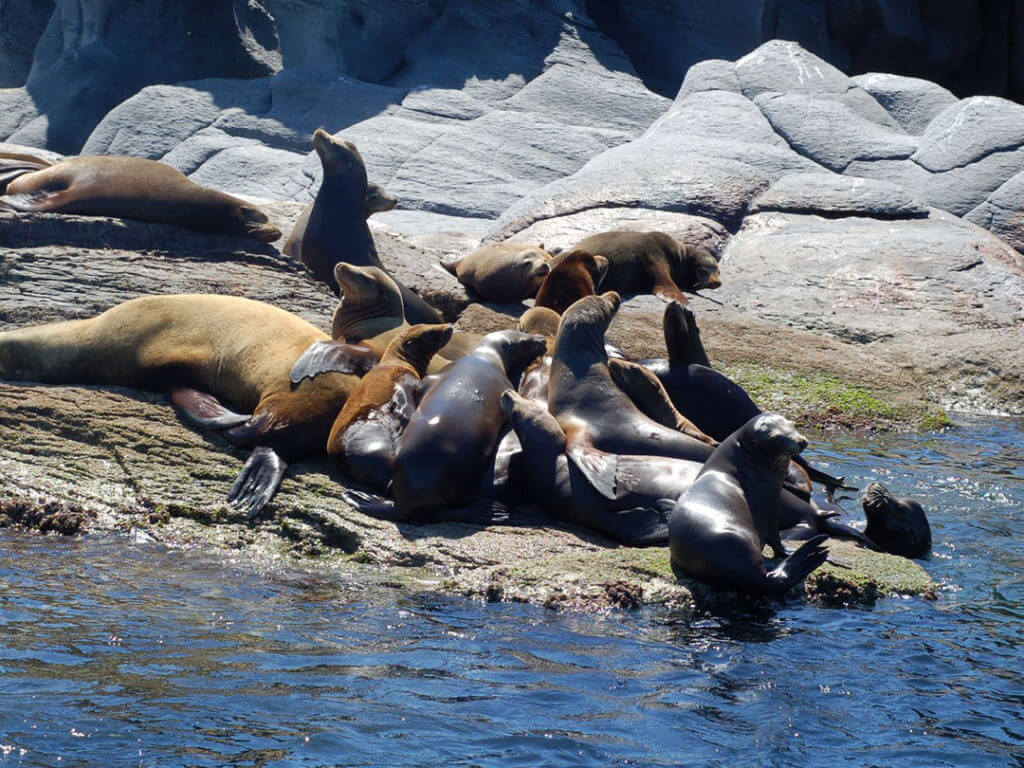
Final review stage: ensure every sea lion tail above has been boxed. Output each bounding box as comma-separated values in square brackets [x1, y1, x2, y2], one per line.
[764, 534, 829, 593]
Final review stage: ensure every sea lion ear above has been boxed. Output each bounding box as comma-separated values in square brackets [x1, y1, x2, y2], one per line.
[290, 340, 378, 384]
[566, 440, 623, 500]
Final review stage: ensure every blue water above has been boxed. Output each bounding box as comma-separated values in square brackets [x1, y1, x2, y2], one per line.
[0, 416, 1021, 767]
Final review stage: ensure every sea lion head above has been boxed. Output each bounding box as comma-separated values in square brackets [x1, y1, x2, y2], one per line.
[862, 482, 932, 559]
[232, 201, 282, 242]
[518, 306, 561, 338]
[331, 262, 404, 340]
[365, 181, 398, 215]
[383, 323, 454, 377]
[556, 292, 621, 354]
[475, 330, 546, 382]
[312, 129, 368, 191]
[512, 247, 552, 294]
[677, 245, 721, 292]
[740, 413, 808, 471]
[500, 388, 568, 452]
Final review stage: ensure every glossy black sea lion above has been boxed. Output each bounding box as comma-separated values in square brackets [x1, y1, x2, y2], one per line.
[282, 129, 441, 324]
[669, 413, 830, 594]
[862, 482, 932, 558]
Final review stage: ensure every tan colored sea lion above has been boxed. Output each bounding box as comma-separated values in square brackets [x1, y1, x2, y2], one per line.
[0, 150, 52, 193]
[281, 129, 441, 324]
[327, 323, 453, 492]
[0, 295, 378, 515]
[516, 306, 561, 408]
[441, 242, 552, 303]
[534, 249, 609, 315]
[0, 155, 282, 242]
[565, 231, 720, 304]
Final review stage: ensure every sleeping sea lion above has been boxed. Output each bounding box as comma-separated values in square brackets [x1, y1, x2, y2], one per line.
[281, 129, 441, 324]
[441, 242, 552, 303]
[0, 155, 282, 242]
[0, 295, 378, 516]
[669, 413, 830, 594]
[0, 150, 52, 193]
[862, 482, 931, 558]
[342, 330, 545, 522]
[327, 323, 453, 492]
[534, 249, 609, 315]
[566, 230, 719, 305]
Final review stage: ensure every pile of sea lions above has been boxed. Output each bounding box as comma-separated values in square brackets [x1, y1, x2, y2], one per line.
[0, 130, 933, 596]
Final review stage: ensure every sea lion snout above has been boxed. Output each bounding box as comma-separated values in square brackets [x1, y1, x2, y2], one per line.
[861, 482, 932, 559]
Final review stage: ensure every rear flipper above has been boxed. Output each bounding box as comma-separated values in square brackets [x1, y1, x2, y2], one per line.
[764, 535, 829, 593]
[290, 340, 377, 384]
[227, 446, 288, 520]
[170, 387, 251, 430]
[340, 489, 526, 528]
[822, 518, 880, 551]
[794, 455, 857, 493]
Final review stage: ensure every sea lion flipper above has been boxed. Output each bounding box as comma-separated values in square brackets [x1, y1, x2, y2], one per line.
[764, 535, 829, 593]
[170, 387, 251, 430]
[341, 488, 410, 521]
[227, 446, 288, 519]
[608, 358, 715, 445]
[566, 441, 621, 500]
[290, 340, 377, 384]
[440, 256, 461, 276]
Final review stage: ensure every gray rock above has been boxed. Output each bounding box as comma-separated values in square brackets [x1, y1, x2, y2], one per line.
[735, 39, 850, 99]
[965, 171, 1024, 252]
[0, 0, 52, 87]
[851, 73, 958, 135]
[674, 59, 741, 100]
[750, 172, 928, 218]
[647, 90, 788, 147]
[913, 97, 1024, 172]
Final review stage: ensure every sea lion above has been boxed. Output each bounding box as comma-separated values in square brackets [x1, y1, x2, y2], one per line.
[441, 242, 552, 303]
[566, 230, 720, 305]
[862, 482, 931, 558]
[342, 330, 546, 522]
[669, 413, 830, 594]
[534, 249, 609, 315]
[327, 323, 453, 492]
[647, 302, 853, 493]
[516, 306, 560, 407]
[547, 293, 715, 497]
[0, 295, 377, 515]
[281, 129, 441, 324]
[502, 390, 701, 545]
[0, 150, 52, 193]
[0, 155, 281, 242]
[285, 180, 396, 259]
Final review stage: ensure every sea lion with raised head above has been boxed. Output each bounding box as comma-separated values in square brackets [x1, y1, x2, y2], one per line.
[327, 323, 453, 492]
[441, 242, 552, 303]
[669, 413, 830, 594]
[862, 482, 931, 558]
[0, 155, 281, 242]
[0, 295, 378, 516]
[566, 230, 720, 305]
[534, 249, 609, 315]
[281, 129, 441, 324]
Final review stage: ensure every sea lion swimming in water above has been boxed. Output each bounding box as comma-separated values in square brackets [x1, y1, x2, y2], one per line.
[669, 413, 830, 594]
[861, 482, 931, 559]
[0, 155, 282, 242]
[0, 295, 377, 516]
[441, 242, 552, 303]
[281, 129, 441, 324]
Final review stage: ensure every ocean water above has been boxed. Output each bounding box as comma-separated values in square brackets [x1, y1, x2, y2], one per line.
[0, 416, 1020, 768]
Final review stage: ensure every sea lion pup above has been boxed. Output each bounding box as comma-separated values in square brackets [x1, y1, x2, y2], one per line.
[861, 482, 932, 558]
[534, 249, 609, 315]
[565, 230, 720, 305]
[547, 293, 714, 497]
[343, 330, 546, 523]
[327, 323, 453, 492]
[0, 155, 281, 242]
[501, 390, 702, 546]
[441, 242, 552, 303]
[669, 414, 830, 594]
[647, 302, 854, 493]
[0, 295, 383, 515]
[281, 129, 441, 324]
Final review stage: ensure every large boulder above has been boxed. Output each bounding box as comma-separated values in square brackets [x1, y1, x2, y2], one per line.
[850, 73, 958, 135]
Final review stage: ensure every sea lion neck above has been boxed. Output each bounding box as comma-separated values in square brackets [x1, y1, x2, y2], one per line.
[332, 311, 403, 343]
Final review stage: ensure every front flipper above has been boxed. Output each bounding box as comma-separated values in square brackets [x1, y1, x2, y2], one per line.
[608, 358, 716, 445]
[795, 454, 858, 494]
[170, 387, 251, 430]
[290, 340, 377, 384]
[227, 446, 288, 519]
[566, 440, 621, 500]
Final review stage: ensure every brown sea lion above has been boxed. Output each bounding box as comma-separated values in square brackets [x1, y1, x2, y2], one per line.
[606, 358, 716, 445]
[669, 413, 830, 594]
[327, 323, 453, 492]
[862, 482, 931, 558]
[0, 150, 52, 193]
[566, 230, 720, 305]
[0, 295, 377, 516]
[516, 306, 560, 407]
[534, 249, 609, 315]
[281, 129, 441, 324]
[441, 242, 552, 303]
[547, 293, 715, 498]
[0, 155, 281, 242]
[342, 330, 546, 522]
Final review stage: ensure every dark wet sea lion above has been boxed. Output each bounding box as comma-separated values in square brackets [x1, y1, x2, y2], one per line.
[862, 482, 931, 558]
[502, 390, 701, 546]
[0, 295, 373, 516]
[442, 242, 552, 303]
[533, 249, 609, 314]
[327, 323, 453, 492]
[647, 302, 853, 493]
[606, 358, 716, 445]
[516, 306, 560, 407]
[0, 155, 281, 242]
[547, 293, 714, 495]
[669, 414, 830, 594]
[285, 180, 397, 260]
[566, 230, 720, 305]
[343, 330, 546, 522]
[282, 129, 441, 324]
